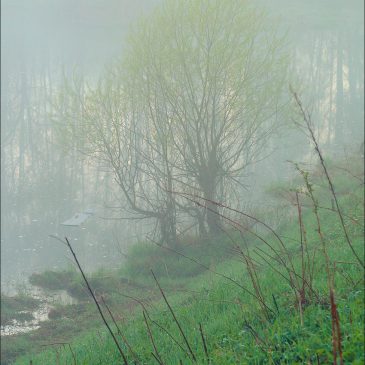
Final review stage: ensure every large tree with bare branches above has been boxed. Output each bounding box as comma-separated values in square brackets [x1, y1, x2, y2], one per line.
[122, 0, 288, 233]
[55, 0, 288, 242]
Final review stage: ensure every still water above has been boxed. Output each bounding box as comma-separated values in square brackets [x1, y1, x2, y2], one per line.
[1, 208, 147, 294]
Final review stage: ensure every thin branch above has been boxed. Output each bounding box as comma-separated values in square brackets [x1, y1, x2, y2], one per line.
[52, 236, 129, 365]
[199, 323, 210, 364]
[151, 270, 197, 362]
[291, 89, 364, 268]
[143, 310, 165, 365]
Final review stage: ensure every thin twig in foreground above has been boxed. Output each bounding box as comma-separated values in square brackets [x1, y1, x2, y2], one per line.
[143, 310, 164, 365]
[291, 89, 364, 268]
[100, 296, 141, 365]
[151, 270, 197, 362]
[51, 236, 129, 365]
[148, 238, 275, 315]
[199, 323, 210, 364]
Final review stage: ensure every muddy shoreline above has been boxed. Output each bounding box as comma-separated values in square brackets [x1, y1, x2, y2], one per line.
[1, 287, 78, 337]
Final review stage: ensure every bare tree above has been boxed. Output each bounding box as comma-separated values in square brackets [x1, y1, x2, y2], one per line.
[54, 0, 288, 240]
[53, 70, 181, 245]
[122, 0, 289, 233]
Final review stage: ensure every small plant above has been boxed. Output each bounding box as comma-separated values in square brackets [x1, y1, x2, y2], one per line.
[290, 88, 364, 269]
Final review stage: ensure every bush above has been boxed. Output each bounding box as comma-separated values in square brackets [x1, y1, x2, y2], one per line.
[29, 270, 78, 291]
[123, 235, 234, 279]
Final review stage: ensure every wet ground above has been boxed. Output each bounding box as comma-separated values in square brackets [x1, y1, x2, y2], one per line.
[1, 287, 77, 337]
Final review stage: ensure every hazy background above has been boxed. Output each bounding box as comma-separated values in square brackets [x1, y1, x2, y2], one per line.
[1, 0, 363, 293]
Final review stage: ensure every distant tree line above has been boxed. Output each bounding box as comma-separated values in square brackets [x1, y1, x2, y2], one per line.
[1, 0, 363, 246]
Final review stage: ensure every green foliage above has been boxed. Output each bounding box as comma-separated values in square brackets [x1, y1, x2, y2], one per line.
[29, 270, 78, 291]
[11, 161, 365, 364]
[28, 268, 146, 301]
[29, 269, 96, 300]
[123, 235, 233, 279]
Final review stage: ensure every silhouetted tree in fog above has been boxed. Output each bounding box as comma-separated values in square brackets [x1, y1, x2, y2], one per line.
[55, 0, 289, 241]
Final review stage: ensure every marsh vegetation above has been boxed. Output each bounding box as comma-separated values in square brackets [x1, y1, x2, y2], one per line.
[1, 0, 364, 364]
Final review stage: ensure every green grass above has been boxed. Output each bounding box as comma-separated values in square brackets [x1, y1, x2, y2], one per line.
[28, 267, 149, 301]
[29, 270, 79, 292]
[9, 161, 365, 365]
[122, 234, 235, 280]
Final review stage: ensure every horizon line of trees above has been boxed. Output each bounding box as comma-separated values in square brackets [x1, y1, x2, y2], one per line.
[1, 0, 363, 249]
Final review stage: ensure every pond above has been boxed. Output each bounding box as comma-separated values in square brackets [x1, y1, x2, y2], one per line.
[0, 208, 148, 295]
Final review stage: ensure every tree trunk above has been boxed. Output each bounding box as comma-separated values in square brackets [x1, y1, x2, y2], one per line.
[204, 190, 222, 234]
[159, 207, 177, 247]
[335, 32, 344, 151]
[196, 210, 208, 238]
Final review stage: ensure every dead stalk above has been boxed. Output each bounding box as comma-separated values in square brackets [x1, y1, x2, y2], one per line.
[149, 238, 275, 315]
[100, 296, 141, 364]
[296, 192, 306, 306]
[151, 270, 197, 362]
[330, 289, 343, 365]
[243, 320, 268, 355]
[272, 294, 280, 315]
[51, 236, 129, 365]
[235, 244, 272, 320]
[143, 310, 164, 365]
[117, 291, 191, 358]
[291, 89, 364, 268]
[293, 163, 345, 365]
[199, 323, 210, 364]
[172, 192, 300, 295]
[151, 352, 164, 365]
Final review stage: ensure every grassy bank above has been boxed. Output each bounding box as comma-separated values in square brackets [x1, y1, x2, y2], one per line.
[7, 159, 365, 364]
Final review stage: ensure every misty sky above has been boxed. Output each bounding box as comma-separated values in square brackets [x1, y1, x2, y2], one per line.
[1, 0, 159, 76]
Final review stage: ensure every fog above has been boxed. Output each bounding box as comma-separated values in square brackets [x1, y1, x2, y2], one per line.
[1, 0, 363, 291]
[1, 1, 364, 364]
[1, 0, 160, 292]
